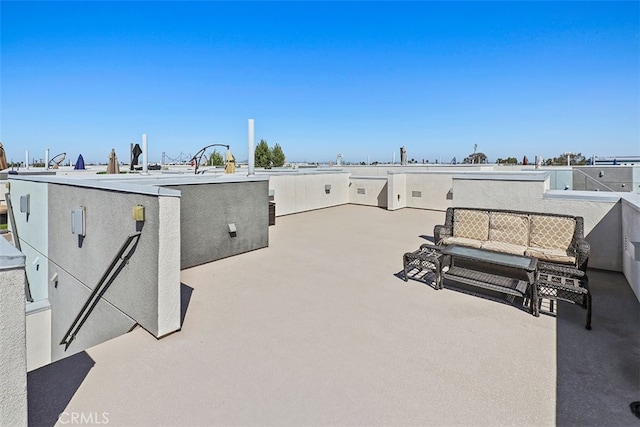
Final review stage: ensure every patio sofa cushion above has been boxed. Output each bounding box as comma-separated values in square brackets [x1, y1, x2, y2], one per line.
[434, 207, 590, 272]
[481, 241, 527, 256]
[525, 247, 576, 264]
[488, 212, 529, 246]
[442, 236, 483, 249]
[529, 214, 576, 252]
[453, 209, 489, 241]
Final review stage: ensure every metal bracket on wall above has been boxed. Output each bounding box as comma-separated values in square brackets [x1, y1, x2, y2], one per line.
[5, 193, 33, 302]
[59, 231, 142, 350]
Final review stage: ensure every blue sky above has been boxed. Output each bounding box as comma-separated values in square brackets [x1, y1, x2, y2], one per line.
[1, 1, 638, 165]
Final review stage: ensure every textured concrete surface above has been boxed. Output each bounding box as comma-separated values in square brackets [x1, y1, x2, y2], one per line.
[26, 205, 640, 426]
[0, 239, 27, 427]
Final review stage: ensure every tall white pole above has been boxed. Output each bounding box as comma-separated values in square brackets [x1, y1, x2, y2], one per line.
[142, 133, 148, 173]
[248, 119, 255, 176]
[25, 150, 29, 169]
[45, 149, 50, 169]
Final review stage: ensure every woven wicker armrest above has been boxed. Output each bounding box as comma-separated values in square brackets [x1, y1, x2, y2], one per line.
[573, 238, 590, 272]
[434, 225, 451, 244]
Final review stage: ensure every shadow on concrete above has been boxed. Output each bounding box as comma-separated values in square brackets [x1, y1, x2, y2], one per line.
[555, 269, 640, 425]
[180, 283, 194, 327]
[28, 351, 95, 427]
[419, 235, 436, 243]
[394, 270, 439, 290]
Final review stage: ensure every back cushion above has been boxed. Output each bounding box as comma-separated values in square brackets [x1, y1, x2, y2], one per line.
[453, 209, 489, 241]
[529, 215, 576, 251]
[488, 213, 529, 246]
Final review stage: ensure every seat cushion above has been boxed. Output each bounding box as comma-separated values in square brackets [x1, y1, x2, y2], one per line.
[481, 241, 527, 256]
[529, 215, 576, 251]
[441, 236, 483, 249]
[453, 209, 489, 241]
[525, 247, 576, 265]
[488, 213, 529, 246]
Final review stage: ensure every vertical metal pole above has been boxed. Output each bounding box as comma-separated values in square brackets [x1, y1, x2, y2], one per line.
[25, 151, 29, 169]
[248, 119, 255, 176]
[142, 134, 148, 173]
[45, 149, 50, 169]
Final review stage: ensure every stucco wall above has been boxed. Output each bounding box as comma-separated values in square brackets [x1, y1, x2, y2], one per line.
[621, 196, 640, 301]
[9, 176, 182, 364]
[404, 173, 454, 211]
[269, 172, 350, 216]
[573, 166, 634, 192]
[451, 173, 622, 271]
[387, 172, 407, 211]
[8, 179, 49, 302]
[0, 239, 27, 427]
[349, 177, 387, 208]
[163, 180, 269, 269]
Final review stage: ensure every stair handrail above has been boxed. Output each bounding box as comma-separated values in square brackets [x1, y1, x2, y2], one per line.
[60, 231, 142, 350]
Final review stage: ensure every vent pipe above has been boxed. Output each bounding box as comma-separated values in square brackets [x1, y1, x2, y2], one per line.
[248, 119, 255, 176]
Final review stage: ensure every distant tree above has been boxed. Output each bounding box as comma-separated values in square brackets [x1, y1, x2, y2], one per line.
[463, 152, 488, 164]
[496, 157, 518, 164]
[359, 161, 366, 165]
[255, 139, 272, 168]
[209, 149, 224, 166]
[544, 152, 588, 166]
[271, 143, 286, 167]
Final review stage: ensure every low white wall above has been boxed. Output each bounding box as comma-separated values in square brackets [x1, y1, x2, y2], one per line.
[269, 172, 350, 216]
[349, 177, 387, 208]
[0, 238, 27, 427]
[621, 196, 640, 301]
[26, 302, 52, 371]
[404, 172, 454, 211]
[452, 173, 622, 271]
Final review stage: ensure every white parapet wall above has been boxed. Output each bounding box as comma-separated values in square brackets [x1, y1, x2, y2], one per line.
[621, 195, 640, 301]
[0, 238, 27, 427]
[268, 171, 350, 216]
[349, 176, 388, 208]
[451, 172, 623, 272]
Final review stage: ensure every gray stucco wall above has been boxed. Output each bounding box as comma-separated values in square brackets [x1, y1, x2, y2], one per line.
[8, 176, 182, 365]
[164, 180, 269, 269]
[573, 166, 634, 192]
[0, 239, 27, 427]
[47, 184, 181, 341]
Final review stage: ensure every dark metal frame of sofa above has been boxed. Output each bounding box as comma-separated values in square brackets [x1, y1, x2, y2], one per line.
[433, 207, 590, 273]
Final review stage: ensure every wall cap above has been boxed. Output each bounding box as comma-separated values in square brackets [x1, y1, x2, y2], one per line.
[543, 190, 622, 202]
[0, 237, 25, 270]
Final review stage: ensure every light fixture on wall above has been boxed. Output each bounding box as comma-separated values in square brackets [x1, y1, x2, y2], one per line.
[132, 205, 145, 222]
[19, 194, 30, 215]
[599, 170, 604, 177]
[325, 184, 331, 194]
[228, 223, 237, 237]
[71, 208, 86, 236]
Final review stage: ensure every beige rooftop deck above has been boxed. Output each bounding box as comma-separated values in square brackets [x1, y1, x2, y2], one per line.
[28, 205, 639, 426]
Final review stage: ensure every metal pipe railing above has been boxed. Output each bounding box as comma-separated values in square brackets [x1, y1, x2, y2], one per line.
[60, 231, 142, 350]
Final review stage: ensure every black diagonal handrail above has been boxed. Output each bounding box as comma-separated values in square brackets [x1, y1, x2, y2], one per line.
[60, 231, 141, 350]
[5, 192, 33, 302]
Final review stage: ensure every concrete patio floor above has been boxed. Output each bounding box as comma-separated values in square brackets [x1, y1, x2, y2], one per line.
[28, 204, 639, 426]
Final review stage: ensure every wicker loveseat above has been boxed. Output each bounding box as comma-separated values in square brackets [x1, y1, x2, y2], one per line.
[434, 207, 590, 272]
